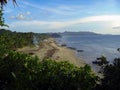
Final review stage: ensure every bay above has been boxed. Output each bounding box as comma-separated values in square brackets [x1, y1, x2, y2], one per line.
[55, 34, 120, 72]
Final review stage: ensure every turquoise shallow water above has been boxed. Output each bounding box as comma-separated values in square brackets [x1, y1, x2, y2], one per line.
[55, 34, 120, 72]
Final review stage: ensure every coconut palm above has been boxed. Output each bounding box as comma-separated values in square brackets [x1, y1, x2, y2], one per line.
[0, 0, 16, 27]
[0, 0, 17, 8]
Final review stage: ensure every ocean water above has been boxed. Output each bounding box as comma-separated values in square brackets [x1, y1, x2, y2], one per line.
[55, 34, 120, 72]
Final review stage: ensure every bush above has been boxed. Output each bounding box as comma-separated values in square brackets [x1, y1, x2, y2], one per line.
[0, 51, 39, 90]
[0, 51, 98, 90]
[96, 58, 120, 90]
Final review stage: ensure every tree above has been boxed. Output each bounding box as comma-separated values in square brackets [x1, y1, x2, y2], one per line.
[0, 0, 17, 8]
[0, 0, 17, 27]
[0, 9, 9, 27]
[95, 58, 120, 90]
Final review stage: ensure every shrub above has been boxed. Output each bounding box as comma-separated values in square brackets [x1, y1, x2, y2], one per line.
[97, 58, 120, 90]
[0, 51, 98, 90]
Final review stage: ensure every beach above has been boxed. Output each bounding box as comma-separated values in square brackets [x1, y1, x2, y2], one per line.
[17, 38, 85, 67]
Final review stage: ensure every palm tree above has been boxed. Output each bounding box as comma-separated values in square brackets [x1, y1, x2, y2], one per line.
[0, 0, 16, 27]
[0, 0, 17, 8]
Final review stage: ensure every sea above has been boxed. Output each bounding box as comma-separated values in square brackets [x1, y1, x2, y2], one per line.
[55, 34, 120, 72]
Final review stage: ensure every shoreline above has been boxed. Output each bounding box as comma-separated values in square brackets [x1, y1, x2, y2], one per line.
[17, 38, 85, 67]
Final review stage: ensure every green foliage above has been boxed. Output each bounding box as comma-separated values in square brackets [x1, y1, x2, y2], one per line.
[0, 50, 98, 90]
[0, 9, 9, 27]
[47, 33, 62, 38]
[0, 0, 17, 8]
[0, 30, 98, 90]
[98, 55, 109, 65]
[93, 55, 109, 66]
[35, 33, 50, 41]
[0, 51, 39, 90]
[0, 29, 34, 50]
[97, 58, 120, 90]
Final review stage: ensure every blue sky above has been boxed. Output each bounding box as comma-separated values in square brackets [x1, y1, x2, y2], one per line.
[2, 0, 120, 34]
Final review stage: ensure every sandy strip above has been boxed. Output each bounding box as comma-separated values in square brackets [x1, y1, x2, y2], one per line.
[17, 38, 85, 67]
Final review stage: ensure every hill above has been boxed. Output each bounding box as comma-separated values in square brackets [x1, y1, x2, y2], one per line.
[63, 31, 100, 35]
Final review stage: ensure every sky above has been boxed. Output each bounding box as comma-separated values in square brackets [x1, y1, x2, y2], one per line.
[2, 0, 120, 34]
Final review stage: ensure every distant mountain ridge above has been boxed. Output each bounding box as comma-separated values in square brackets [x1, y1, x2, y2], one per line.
[62, 31, 100, 35]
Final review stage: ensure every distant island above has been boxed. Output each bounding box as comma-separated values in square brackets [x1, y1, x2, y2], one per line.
[62, 31, 100, 35]
[47, 33, 62, 38]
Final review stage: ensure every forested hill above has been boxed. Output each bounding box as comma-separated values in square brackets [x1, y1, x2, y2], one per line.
[0, 29, 49, 50]
[63, 31, 100, 35]
[0, 29, 34, 50]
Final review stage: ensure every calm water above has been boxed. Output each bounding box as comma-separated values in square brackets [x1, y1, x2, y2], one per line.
[55, 34, 120, 72]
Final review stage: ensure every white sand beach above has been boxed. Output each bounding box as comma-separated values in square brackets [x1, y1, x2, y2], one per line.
[17, 38, 85, 67]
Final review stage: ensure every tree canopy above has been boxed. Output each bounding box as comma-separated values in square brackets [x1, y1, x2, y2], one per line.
[96, 58, 120, 90]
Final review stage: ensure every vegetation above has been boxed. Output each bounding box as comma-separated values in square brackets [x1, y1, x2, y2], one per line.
[0, 50, 98, 90]
[0, 0, 17, 8]
[92, 55, 109, 66]
[47, 33, 62, 38]
[0, 29, 34, 50]
[0, 29, 99, 90]
[0, 0, 15, 27]
[34, 33, 50, 41]
[1, 29, 120, 90]
[95, 58, 120, 90]
[0, 29, 51, 65]
[0, 9, 8, 27]
[1, 1, 120, 90]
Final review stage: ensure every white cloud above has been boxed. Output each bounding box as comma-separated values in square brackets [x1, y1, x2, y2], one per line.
[112, 26, 120, 29]
[26, 11, 31, 15]
[78, 15, 120, 22]
[9, 15, 120, 34]
[17, 14, 25, 20]
[9, 12, 32, 20]
[10, 14, 25, 20]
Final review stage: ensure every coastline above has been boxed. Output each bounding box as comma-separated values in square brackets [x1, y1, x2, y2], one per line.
[17, 38, 85, 67]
